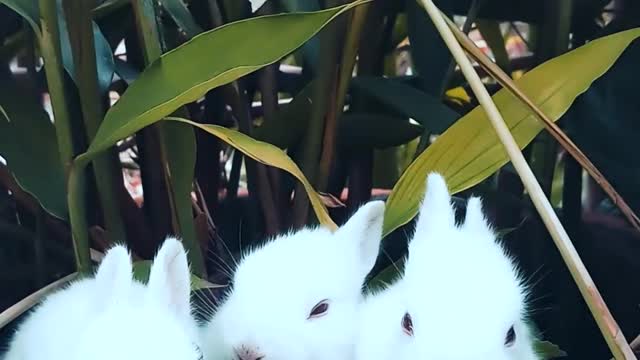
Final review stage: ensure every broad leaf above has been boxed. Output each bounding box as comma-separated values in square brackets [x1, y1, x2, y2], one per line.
[166, 118, 336, 230]
[0, 76, 67, 220]
[382, 28, 640, 237]
[253, 80, 316, 149]
[86, 2, 368, 157]
[534, 340, 568, 359]
[564, 37, 640, 215]
[351, 76, 459, 134]
[338, 113, 423, 149]
[406, 0, 453, 96]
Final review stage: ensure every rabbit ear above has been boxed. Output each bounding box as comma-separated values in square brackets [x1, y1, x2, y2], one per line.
[338, 200, 385, 276]
[146, 237, 192, 320]
[464, 197, 490, 232]
[95, 244, 133, 302]
[412, 172, 455, 239]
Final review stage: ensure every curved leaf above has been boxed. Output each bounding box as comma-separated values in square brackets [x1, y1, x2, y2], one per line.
[338, 113, 423, 149]
[166, 118, 336, 230]
[0, 77, 67, 220]
[351, 76, 459, 134]
[159, 0, 203, 37]
[406, 0, 453, 95]
[382, 28, 640, 237]
[0, 0, 115, 94]
[253, 80, 315, 149]
[86, 2, 368, 157]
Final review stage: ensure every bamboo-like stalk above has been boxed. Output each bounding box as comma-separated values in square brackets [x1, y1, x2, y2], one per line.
[38, 0, 91, 273]
[62, 0, 127, 246]
[416, 0, 636, 359]
[130, 0, 205, 276]
[38, 0, 75, 178]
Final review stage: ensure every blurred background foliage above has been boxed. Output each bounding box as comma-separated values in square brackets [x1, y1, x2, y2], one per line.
[0, 0, 639, 359]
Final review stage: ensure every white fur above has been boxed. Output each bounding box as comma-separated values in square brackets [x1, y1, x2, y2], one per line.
[201, 201, 385, 360]
[3, 237, 202, 360]
[355, 173, 540, 360]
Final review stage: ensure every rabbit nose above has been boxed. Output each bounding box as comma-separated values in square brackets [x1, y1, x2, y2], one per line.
[234, 345, 265, 360]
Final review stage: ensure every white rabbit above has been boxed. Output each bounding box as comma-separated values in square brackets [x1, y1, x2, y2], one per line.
[200, 200, 385, 360]
[3, 237, 202, 360]
[355, 173, 539, 360]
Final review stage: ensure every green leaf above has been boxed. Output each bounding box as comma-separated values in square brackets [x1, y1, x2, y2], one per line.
[0, 75, 67, 220]
[0, 0, 115, 94]
[351, 76, 460, 134]
[534, 340, 568, 359]
[59, 15, 115, 94]
[366, 258, 404, 293]
[85, 2, 368, 157]
[132, 260, 215, 291]
[565, 37, 640, 215]
[253, 80, 315, 149]
[338, 113, 423, 149]
[165, 118, 336, 230]
[159, 0, 203, 37]
[278, 0, 321, 70]
[406, 0, 453, 96]
[382, 28, 640, 237]
[0, 0, 40, 36]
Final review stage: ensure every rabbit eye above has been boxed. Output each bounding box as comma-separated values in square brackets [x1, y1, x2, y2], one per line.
[402, 312, 414, 336]
[308, 300, 329, 319]
[505, 326, 516, 346]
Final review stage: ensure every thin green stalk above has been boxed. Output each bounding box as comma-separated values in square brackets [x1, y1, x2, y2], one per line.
[38, 0, 90, 273]
[38, 0, 75, 173]
[131, 0, 205, 276]
[62, 0, 127, 245]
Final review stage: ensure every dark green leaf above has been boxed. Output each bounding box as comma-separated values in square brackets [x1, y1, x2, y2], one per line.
[351, 76, 459, 134]
[338, 113, 423, 149]
[565, 38, 640, 215]
[253, 80, 315, 149]
[0, 76, 67, 220]
[0, 0, 39, 36]
[366, 258, 404, 293]
[159, 0, 203, 37]
[406, 0, 453, 95]
[0, 0, 115, 94]
[534, 340, 568, 359]
[278, 0, 321, 71]
[114, 58, 140, 84]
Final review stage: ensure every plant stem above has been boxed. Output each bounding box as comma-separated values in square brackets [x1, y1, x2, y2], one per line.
[131, 0, 205, 276]
[292, 19, 342, 228]
[62, 0, 127, 245]
[38, 0, 90, 273]
[418, 1, 635, 358]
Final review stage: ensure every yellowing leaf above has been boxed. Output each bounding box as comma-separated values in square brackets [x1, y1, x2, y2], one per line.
[167, 118, 336, 230]
[382, 28, 640, 237]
